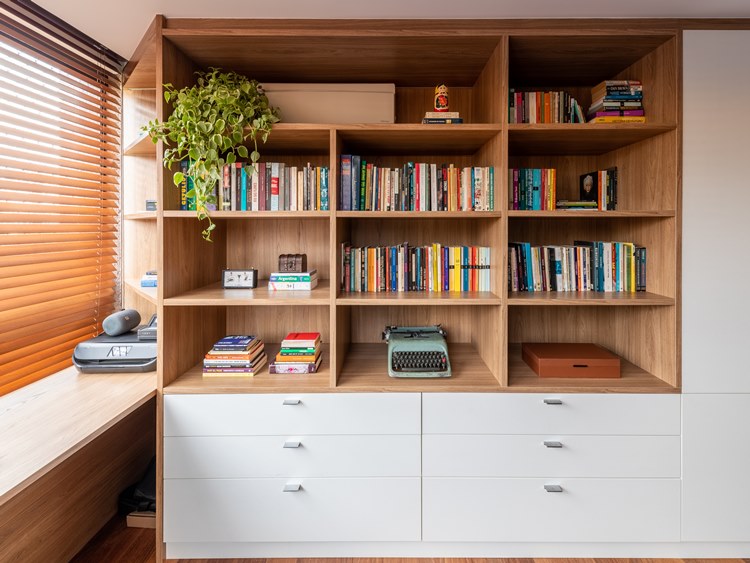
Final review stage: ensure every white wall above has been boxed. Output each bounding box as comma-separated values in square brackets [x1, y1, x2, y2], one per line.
[682, 30, 750, 394]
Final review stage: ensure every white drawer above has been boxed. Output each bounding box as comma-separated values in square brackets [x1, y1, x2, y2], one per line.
[423, 477, 680, 542]
[164, 434, 421, 478]
[164, 477, 421, 543]
[164, 393, 420, 436]
[423, 434, 680, 478]
[423, 393, 680, 435]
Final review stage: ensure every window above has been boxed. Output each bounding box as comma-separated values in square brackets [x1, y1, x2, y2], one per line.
[0, 0, 125, 395]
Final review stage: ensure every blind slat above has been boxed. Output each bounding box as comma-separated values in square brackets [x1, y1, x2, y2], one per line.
[0, 222, 118, 234]
[0, 357, 76, 396]
[0, 298, 113, 342]
[0, 178, 119, 200]
[0, 145, 120, 178]
[0, 189, 120, 208]
[0, 248, 118, 267]
[1, 325, 93, 365]
[0, 315, 98, 355]
[0, 288, 115, 325]
[1, 272, 116, 299]
[2, 279, 117, 311]
[0, 168, 119, 192]
[0, 258, 117, 279]
[0, 239, 118, 257]
[0, 262, 116, 289]
[0, 132, 119, 168]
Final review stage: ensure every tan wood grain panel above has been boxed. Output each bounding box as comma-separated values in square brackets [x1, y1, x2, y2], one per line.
[164, 343, 331, 394]
[337, 342, 499, 392]
[123, 15, 162, 89]
[473, 38, 506, 125]
[396, 87, 474, 124]
[508, 291, 674, 306]
[122, 156, 157, 215]
[122, 220, 158, 303]
[336, 291, 500, 306]
[164, 280, 331, 306]
[337, 124, 502, 155]
[508, 210, 675, 218]
[0, 399, 155, 563]
[226, 305, 331, 345]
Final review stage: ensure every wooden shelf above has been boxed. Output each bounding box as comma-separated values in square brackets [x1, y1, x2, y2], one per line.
[337, 291, 501, 306]
[163, 210, 330, 219]
[124, 211, 157, 220]
[123, 133, 155, 156]
[336, 343, 500, 392]
[259, 123, 331, 154]
[124, 279, 157, 304]
[507, 210, 675, 218]
[164, 280, 331, 306]
[337, 211, 502, 219]
[508, 123, 677, 155]
[165, 344, 332, 394]
[508, 291, 674, 306]
[338, 124, 502, 155]
[507, 343, 678, 393]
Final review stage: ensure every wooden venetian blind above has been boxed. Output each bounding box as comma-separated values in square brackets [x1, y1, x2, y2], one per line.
[0, 0, 125, 395]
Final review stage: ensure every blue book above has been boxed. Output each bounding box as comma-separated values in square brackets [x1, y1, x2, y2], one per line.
[532, 169, 542, 210]
[524, 242, 534, 292]
[213, 335, 259, 351]
[462, 246, 469, 292]
[240, 166, 248, 211]
[390, 247, 397, 292]
[351, 155, 360, 210]
[614, 242, 621, 291]
[443, 246, 450, 291]
[321, 167, 329, 211]
[489, 166, 495, 211]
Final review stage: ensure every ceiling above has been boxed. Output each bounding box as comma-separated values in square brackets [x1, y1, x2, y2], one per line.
[35, 0, 750, 60]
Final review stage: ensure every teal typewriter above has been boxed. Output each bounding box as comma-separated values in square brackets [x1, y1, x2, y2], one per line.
[382, 325, 451, 378]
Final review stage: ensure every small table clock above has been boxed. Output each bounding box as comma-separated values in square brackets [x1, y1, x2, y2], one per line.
[222, 269, 258, 289]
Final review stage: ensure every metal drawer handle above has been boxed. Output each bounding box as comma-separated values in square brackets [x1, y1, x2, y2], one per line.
[283, 441, 301, 449]
[282, 399, 301, 405]
[543, 398, 563, 405]
[544, 484, 564, 493]
[543, 440, 563, 448]
[283, 483, 302, 492]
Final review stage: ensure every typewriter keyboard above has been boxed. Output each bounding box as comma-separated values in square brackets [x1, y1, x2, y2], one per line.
[391, 350, 448, 373]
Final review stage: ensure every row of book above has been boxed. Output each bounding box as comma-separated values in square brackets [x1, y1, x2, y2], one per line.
[508, 90, 586, 124]
[339, 156, 495, 212]
[509, 241, 646, 293]
[588, 80, 646, 124]
[179, 160, 330, 212]
[509, 168, 557, 210]
[341, 243, 491, 293]
[201, 332, 324, 376]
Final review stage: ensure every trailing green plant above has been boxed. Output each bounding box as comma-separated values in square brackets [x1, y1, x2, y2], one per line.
[144, 68, 280, 240]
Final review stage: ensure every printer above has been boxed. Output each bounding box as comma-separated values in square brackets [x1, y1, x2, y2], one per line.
[73, 315, 157, 373]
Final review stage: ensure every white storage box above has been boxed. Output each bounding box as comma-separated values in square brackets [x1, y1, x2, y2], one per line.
[263, 83, 395, 124]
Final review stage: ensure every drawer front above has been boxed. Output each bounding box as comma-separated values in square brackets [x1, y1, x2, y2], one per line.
[164, 393, 420, 436]
[423, 393, 680, 435]
[423, 477, 680, 542]
[423, 434, 680, 478]
[164, 435, 421, 478]
[164, 477, 421, 543]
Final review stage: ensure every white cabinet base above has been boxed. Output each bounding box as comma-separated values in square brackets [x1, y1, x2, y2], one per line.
[166, 541, 750, 559]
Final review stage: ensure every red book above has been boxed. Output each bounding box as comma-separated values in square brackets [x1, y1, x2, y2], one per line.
[281, 332, 321, 348]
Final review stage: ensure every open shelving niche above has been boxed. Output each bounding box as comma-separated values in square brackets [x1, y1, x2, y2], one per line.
[133, 22, 680, 398]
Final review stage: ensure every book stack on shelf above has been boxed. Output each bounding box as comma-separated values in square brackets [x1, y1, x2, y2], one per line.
[509, 241, 646, 293]
[270, 332, 322, 374]
[339, 156, 495, 211]
[588, 80, 645, 123]
[179, 160, 330, 211]
[341, 243, 491, 293]
[268, 269, 319, 291]
[509, 168, 557, 210]
[421, 111, 463, 124]
[556, 167, 618, 211]
[202, 335, 267, 377]
[508, 89, 585, 123]
[140, 271, 157, 287]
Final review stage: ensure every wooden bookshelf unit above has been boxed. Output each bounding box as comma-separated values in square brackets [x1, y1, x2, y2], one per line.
[123, 17, 685, 561]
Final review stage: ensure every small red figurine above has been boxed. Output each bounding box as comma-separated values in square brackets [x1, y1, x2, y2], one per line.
[434, 84, 449, 112]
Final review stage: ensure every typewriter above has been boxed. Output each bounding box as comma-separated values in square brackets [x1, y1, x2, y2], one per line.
[382, 325, 451, 378]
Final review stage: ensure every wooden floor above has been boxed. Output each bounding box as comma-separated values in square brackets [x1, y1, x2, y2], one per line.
[71, 517, 750, 563]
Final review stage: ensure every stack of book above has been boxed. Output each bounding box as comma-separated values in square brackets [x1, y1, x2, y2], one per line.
[509, 241, 646, 293]
[139, 271, 157, 287]
[509, 90, 585, 123]
[588, 80, 645, 123]
[339, 156, 495, 212]
[509, 168, 557, 210]
[202, 335, 267, 377]
[268, 269, 318, 291]
[270, 332, 322, 374]
[421, 111, 463, 124]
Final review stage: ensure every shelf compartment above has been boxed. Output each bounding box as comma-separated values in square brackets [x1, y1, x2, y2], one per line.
[336, 343, 499, 392]
[507, 210, 675, 218]
[508, 123, 676, 156]
[163, 210, 330, 219]
[337, 211, 502, 219]
[257, 124, 331, 154]
[124, 279, 157, 304]
[165, 344, 332, 394]
[508, 291, 673, 306]
[165, 280, 331, 306]
[507, 344, 678, 394]
[337, 291, 500, 306]
[337, 124, 502, 155]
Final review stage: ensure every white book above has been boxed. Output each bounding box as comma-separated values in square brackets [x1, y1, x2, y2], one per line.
[474, 166, 483, 211]
[297, 170, 304, 211]
[385, 166, 391, 211]
[604, 243, 613, 292]
[430, 163, 438, 211]
[251, 167, 259, 211]
[289, 166, 297, 211]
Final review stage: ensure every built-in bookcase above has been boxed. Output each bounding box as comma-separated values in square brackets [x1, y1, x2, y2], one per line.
[123, 19, 680, 395]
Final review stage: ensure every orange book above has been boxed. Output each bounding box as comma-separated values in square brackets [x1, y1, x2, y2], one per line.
[275, 349, 321, 363]
[368, 247, 376, 292]
[544, 92, 551, 124]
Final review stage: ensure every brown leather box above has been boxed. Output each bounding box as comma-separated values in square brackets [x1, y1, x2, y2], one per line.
[521, 343, 621, 378]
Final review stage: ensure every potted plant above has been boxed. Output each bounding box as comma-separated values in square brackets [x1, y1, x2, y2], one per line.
[144, 68, 280, 240]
